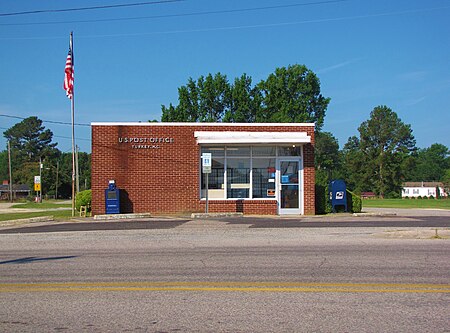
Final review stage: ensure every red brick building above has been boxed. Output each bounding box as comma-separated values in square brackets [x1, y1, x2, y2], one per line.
[91, 123, 315, 216]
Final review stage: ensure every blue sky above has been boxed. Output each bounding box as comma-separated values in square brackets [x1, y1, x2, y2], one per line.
[1, 0, 449, 153]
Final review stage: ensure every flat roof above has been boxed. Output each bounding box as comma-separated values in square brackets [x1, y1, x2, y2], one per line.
[195, 131, 311, 144]
[91, 122, 315, 127]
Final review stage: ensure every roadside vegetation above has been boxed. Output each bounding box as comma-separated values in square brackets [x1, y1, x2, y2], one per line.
[11, 200, 71, 209]
[0, 210, 73, 222]
[0, 200, 74, 222]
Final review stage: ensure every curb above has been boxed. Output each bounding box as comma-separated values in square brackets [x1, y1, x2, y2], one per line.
[191, 212, 244, 219]
[93, 213, 153, 220]
[353, 212, 397, 217]
[0, 216, 54, 227]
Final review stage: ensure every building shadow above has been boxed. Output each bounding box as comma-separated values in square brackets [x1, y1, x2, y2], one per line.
[120, 189, 134, 213]
[0, 256, 78, 265]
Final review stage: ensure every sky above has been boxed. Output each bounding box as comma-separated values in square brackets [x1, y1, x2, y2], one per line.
[1, 0, 449, 153]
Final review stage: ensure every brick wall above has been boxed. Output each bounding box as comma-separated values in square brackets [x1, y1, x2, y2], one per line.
[91, 124, 315, 215]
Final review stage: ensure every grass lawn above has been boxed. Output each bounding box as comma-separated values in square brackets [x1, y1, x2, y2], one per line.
[0, 210, 74, 222]
[362, 198, 450, 209]
[0, 200, 75, 222]
[11, 200, 71, 209]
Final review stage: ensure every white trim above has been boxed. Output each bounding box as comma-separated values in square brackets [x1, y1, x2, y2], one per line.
[277, 156, 304, 215]
[195, 131, 311, 144]
[91, 122, 315, 127]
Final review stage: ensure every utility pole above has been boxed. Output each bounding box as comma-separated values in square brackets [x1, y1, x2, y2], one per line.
[55, 160, 59, 200]
[39, 156, 43, 203]
[7, 141, 13, 202]
[75, 145, 80, 193]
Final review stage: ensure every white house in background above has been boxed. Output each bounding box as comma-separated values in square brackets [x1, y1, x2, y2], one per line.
[402, 182, 447, 198]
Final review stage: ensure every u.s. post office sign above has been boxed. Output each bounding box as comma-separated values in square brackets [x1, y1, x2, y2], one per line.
[118, 136, 174, 149]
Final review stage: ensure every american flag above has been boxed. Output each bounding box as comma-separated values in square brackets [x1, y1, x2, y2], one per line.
[64, 46, 74, 99]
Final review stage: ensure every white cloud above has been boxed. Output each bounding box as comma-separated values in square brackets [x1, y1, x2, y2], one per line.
[317, 58, 362, 74]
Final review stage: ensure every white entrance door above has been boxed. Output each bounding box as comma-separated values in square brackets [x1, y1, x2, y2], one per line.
[278, 159, 302, 215]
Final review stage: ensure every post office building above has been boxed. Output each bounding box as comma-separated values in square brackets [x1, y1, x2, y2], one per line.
[91, 123, 315, 216]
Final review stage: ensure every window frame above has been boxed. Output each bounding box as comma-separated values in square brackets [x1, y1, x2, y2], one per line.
[200, 145, 303, 200]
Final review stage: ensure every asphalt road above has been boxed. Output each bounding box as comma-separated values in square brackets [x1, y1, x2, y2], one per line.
[0, 222, 449, 332]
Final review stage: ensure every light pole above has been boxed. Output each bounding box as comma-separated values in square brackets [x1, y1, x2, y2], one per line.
[7, 141, 13, 202]
[39, 156, 43, 203]
[55, 161, 59, 200]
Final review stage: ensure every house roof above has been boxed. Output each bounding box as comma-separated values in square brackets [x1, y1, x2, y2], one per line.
[0, 184, 31, 192]
[402, 182, 444, 188]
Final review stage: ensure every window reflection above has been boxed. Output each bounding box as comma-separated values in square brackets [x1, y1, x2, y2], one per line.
[201, 157, 224, 199]
[278, 146, 301, 156]
[252, 158, 276, 198]
[227, 159, 250, 198]
[200, 145, 302, 199]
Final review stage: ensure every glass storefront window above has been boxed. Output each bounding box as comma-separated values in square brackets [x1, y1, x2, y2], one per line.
[200, 145, 302, 200]
[201, 147, 225, 157]
[278, 146, 301, 156]
[252, 146, 276, 156]
[226, 146, 250, 157]
[252, 158, 276, 198]
[201, 157, 224, 199]
[227, 158, 250, 198]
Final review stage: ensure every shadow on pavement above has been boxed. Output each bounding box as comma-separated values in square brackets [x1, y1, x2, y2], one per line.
[0, 219, 190, 234]
[216, 216, 450, 228]
[0, 256, 78, 264]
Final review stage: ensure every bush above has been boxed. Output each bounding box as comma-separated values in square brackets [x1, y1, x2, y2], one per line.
[315, 184, 331, 215]
[75, 190, 92, 211]
[347, 190, 362, 213]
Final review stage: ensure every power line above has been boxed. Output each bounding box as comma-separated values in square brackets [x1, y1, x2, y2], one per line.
[53, 135, 91, 142]
[0, 0, 347, 26]
[0, 126, 90, 142]
[0, 0, 184, 17]
[1, 4, 449, 40]
[0, 114, 90, 127]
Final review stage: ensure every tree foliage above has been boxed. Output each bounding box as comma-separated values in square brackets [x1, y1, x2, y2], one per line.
[406, 143, 449, 182]
[2, 117, 91, 199]
[3, 117, 60, 191]
[256, 64, 330, 130]
[4, 116, 58, 161]
[343, 106, 416, 197]
[314, 131, 341, 186]
[161, 64, 330, 128]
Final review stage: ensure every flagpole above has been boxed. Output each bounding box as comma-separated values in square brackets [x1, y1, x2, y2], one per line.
[70, 31, 76, 217]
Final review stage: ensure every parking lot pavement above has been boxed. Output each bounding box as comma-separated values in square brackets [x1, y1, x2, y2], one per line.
[363, 207, 450, 217]
[0, 201, 449, 233]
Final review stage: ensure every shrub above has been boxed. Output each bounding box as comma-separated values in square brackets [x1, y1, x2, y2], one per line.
[315, 184, 331, 215]
[75, 190, 92, 211]
[347, 190, 362, 213]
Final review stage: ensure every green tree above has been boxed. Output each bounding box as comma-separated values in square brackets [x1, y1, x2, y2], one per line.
[407, 143, 449, 181]
[223, 74, 261, 122]
[341, 136, 367, 192]
[314, 132, 341, 186]
[442, 169, 450, 194]
[0, 150, 8, 183]
[257, 64, 330, 130]
[3, 116, 59, 190]
[4, 116, 57, 161]
[161, 64, 330, 128]
[355, 106, 416, 198]
[161, 73, 230, 122]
